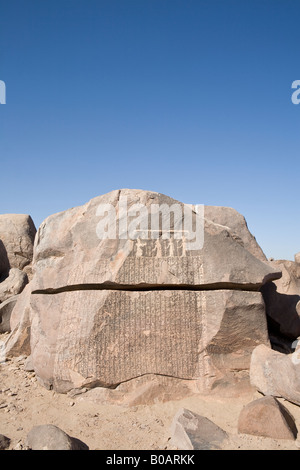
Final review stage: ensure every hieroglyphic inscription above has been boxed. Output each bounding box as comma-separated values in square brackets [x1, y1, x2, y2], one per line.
[53, 290, 204, 387]
[117, 255, 204, 285]
[33, 290, 266, 392]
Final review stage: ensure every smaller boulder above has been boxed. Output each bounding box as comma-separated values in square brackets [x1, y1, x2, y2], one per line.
[170, 408, 229, 450]
[26, 424, 89, 450]
[0, 214, 36, 272]
[238, 396, 297, 440]
[250, 344, 300, 406]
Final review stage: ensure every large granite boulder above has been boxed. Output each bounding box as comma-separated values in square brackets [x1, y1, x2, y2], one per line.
[4, 190, 281, 395]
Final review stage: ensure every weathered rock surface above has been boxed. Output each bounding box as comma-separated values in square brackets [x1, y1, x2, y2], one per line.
[26, 424, 89, 450]
[25, 289, 269, 393]
[4, 285, 32, 357]
[0, 295, 18, 333]
[78, 375, 199, 406]
[238, 396, 297, 440]
[23, 355, 34, 372]
[0, 268, 28, 303]
[204, 205, 267, 262]
[0, 214, 35, 311]
[262, 257, 300, 339]
[32, 190, 280, 292]
[250, 344, 300, 406]
[0, 214, 36, 272]
[170, 408, 229, 450]
[4, 190, 279, 396]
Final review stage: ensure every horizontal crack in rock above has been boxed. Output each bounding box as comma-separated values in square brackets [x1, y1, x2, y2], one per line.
[32, 281, 263, 294]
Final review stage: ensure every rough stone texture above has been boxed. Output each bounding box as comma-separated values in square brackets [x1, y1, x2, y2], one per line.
[0, 434, 11, 450]
[0, 295, 18, 333]
[204, 205, 267, 262]
[32, 190, 280, 292]
[78, 375, 199, 407]
[25, 289, 268, 393]
[0, 214, 36, 272]
[238, 396, 298, 440]
[262, 259, 300, 339]
[170, 408, 229, 450]
[23, 355, 34, 372]
[4, 190, 279, 396]
[0, 268, 28, 303]
[115, 375, 197, 406]
[250, 344, 300, 406]
[4, 285, 32, 357]
[26, 424, 89, 450]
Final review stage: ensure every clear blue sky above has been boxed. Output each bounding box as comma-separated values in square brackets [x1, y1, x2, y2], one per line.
[0, 0, 299, 260]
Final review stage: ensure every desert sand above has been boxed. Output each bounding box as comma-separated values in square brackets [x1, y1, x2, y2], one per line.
[1, 337, 299, 451]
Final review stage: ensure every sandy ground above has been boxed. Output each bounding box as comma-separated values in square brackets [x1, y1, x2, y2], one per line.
[1, 339, 300, 451]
